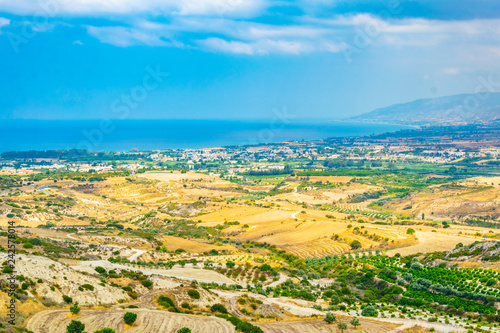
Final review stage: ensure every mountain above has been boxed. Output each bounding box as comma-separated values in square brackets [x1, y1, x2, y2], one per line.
[348, 93, 500, 126]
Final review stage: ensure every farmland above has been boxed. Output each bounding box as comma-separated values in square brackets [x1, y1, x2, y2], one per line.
[0, 124, 500, 332]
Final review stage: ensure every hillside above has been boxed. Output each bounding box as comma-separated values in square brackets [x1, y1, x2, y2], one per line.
[348, 93, 500, 126]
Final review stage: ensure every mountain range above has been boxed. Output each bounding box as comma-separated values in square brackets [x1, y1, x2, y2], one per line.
[348, 92, 500, 126]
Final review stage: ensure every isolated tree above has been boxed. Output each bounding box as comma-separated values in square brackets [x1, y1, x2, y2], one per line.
[337, 321, 348, 332]
[70, 302, 81, 315]
[350, 240, 362, 250]
[406, 228, 415, 235]
[324, 312, 336, 324]
[123, 312, 138, 325]
[361, 305, 378, 317]
[350, 317, 361, 328]
[177, 328, 192, 333]
[66, 320, 85, 333]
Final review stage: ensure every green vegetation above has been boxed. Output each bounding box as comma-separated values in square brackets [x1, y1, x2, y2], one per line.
[123, 312, 138, 325]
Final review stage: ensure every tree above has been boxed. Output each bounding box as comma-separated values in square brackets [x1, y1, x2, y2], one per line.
[337, 322, 348, 332]
[350, 240, 362, 250]
[94, 329, 115, 333]
[177, 328, 192, 333]
[66, 320, 85, 333]
[123, 312, 137, 325]
[70, 302, 81, 315]
[323, 312, 336, 324]
[406, 228, 415, 235]
[210, 303, 228, 313]
[350, 317, 361, 328]
[361, 305, 378, 317]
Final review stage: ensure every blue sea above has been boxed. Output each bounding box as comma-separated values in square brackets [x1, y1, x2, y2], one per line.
[0, 119, 409, 152]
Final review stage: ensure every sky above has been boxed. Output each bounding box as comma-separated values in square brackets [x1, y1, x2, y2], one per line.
[0, 0, 499, 120]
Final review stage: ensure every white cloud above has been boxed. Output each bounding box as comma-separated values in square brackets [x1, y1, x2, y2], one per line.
[198, 38, 257, 54]
[0, 17, 10, 28]
[0, 0, 266, 17]
[86, 25, 183, 47]
[197, 37, 345, 55]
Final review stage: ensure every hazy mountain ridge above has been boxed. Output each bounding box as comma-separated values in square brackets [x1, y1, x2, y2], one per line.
[348, 93, 500, 126]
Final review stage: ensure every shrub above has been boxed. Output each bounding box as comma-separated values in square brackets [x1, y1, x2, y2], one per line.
[211, 303, 228, 313]
[94, 266, 107, 275]
[361, 305, 378, 317]
[23, 242, 34, 249]
[157, 295, 179, 312]
[70, 302, 81, 315]
[93, 329, 115, 333]
[141, 280, 153, 289]
[187, 289, 200, 299]
[406, 228, 416, 235]
[2, 265, 13, 274]
[324, 312, 336, 324]
[66, 320, 85, 333]
[177, 328, 191, 333]
[181, 302, 191, 309]
[63, 295, 73, 304]
[80, 284, 94, 291]
[350, 240, 362, 250]
[123, 312, 137, 325]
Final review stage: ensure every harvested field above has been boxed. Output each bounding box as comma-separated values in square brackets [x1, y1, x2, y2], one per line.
[26, 309, 235, 333]
[161, 235, 234, 253]
[386, 231, 479, 256]
[307, 176, 353, 183]
[256, 317, 400, 333]
[138, 171, 227, 183]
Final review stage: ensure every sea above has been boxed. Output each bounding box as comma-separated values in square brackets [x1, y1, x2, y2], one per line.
[0, 119, 410, 153]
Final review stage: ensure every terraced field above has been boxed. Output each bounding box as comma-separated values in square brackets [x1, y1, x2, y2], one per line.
[26, 309, 235, 333]
[256, 318, 400, 333]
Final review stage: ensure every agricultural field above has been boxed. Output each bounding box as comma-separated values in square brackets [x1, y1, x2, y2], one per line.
[1, 129, 500, 332]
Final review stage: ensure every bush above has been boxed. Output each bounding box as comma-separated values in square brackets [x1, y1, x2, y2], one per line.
[141, 280, 153, 289]
[187, 289, 200, 299]
[23, 242, 34, 249]
[361, 306, 379, 317]
[157, 295, 179, 312]
[80, 284, 94, 291]
[350, 240, 362, 250]
[324, 312, 336, 324]
[177, 328, 191, 333]
[93, 329, 115, 333]
[406, 228, 416, 234]
[63, 295, 73, 304]
[70, 302, 81, 314]
[2, 265, 13, 274]
[66, 320, 85, 333]
[211, 303, 228, 313]
[94, 266, 107, 275]
[123, 312, 137, 325]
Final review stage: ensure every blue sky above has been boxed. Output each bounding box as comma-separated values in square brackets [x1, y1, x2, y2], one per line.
[0, 0, 499, 120]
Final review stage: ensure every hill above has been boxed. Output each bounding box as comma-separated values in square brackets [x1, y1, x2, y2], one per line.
[348, 92, 500, 126]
